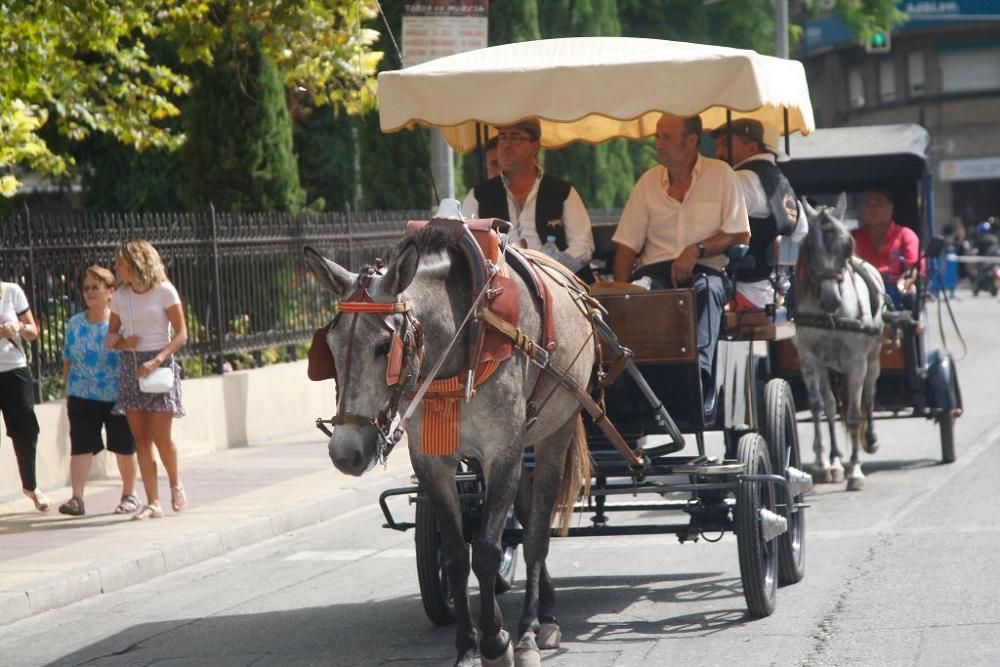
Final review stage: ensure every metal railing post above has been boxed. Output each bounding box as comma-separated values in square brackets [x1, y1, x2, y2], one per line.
[210, 203, 226, 374]
[22, 203, 42, 403]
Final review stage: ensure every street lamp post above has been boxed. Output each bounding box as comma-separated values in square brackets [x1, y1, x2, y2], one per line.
[776, 0, 789, 58]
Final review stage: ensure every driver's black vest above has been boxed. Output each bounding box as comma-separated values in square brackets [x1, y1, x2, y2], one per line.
[473, 174, 572, 250]
[736, 160, 799, 281]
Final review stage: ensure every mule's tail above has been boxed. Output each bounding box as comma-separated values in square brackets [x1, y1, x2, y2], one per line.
[553, 414, 592, 537]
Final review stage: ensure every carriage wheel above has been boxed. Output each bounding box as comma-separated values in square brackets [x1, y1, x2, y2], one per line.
[494, 511, 519, 595]
[415, 497, 455, 625]
[939, 412, 957, 464]
[736, 433, 778, 618]
[761, 379, 806, 586]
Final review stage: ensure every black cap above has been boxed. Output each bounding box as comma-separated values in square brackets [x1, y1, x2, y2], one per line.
[709, 118, 766, 144]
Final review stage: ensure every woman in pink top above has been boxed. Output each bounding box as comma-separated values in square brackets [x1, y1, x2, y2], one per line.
[105, 240, 189, 520]
[852, 189, 920, 307]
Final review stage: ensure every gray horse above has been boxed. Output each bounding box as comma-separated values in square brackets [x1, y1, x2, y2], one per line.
[303, 225, 594, 667]
[794, 195, 885, 491]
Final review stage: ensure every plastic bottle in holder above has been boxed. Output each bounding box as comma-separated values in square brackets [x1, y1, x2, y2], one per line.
[541, 235, 559, 257]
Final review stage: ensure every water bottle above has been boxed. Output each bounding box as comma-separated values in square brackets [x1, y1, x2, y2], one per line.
[541, 235, 559, 257]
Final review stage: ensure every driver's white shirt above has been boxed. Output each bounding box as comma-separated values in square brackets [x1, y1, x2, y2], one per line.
[613, 154, 749, 272]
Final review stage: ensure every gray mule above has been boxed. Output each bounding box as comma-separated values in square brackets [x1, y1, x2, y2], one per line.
[304, 226, 593, 667]
[794, 195, 885, 491]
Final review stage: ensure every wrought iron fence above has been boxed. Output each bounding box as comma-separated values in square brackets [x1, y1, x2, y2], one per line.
[0, 206, 428, 401]
[0, 205, 624, 402]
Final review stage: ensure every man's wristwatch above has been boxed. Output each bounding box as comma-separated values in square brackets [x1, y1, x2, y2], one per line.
[696, 242, 707, 258]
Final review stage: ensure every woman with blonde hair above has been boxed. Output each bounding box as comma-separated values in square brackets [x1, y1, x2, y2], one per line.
[105, 240, 188, 520]
[58, 266, 138, 516]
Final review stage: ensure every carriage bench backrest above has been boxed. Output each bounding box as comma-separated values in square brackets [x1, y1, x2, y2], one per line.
[593, 287, 698, 365]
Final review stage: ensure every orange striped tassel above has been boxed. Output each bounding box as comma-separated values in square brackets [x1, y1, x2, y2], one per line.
[418, 360, 501, 456]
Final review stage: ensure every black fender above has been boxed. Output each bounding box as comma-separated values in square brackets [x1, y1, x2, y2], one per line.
[925, 349, 962, 414]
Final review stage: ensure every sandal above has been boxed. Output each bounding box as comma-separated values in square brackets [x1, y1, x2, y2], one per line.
[58, 496, 86, 516]
[171, 485, 187, 512]
[131, 504, 164, 521]
[114, 494, 141, 514]
[24, 489, 52, 512]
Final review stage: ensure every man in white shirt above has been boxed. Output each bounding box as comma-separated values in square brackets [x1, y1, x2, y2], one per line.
[711, 119, 808, 310]
[462, 119, 595, 281]
[612, 112, 750, 413]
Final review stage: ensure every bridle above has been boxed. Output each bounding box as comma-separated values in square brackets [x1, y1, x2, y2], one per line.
[315, 260, 423, 464]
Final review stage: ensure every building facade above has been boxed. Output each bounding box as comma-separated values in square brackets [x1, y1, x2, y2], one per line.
[798, 0, 1000, 231]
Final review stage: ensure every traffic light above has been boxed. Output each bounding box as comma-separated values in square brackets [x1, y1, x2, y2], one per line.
[865, 29, 891, 54]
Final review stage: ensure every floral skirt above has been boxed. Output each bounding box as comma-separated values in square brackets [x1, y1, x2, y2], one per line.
[113, 350, 185, 417]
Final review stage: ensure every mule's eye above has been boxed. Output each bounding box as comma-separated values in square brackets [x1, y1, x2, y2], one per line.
[374, 340, 391, 358]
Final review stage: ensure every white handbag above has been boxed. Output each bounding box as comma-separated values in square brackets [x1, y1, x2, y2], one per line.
[128, 292, 175, 394]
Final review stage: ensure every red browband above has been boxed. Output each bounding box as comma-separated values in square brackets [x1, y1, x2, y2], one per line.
[338, 301, 410, 314]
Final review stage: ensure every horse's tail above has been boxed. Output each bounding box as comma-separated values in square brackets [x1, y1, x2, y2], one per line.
[553, 414, 592, 537]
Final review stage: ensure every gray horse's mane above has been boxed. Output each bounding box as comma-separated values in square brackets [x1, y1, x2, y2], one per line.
[395, 225, 454, 256]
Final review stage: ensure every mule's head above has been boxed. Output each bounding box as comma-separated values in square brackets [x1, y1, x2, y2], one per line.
[800, 194, 854, 314]
[303, 244, 421, 476]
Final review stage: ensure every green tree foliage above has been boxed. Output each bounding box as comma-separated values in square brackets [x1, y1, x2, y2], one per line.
[294, 103, 359, 212]
[537, 1, 635, 208]
[1, 1, 381, 197]
[80, 137, 186, 212]
[356, 0, 433, 210]
[183, 32, 305, 212]
[490, 0, 541, 44]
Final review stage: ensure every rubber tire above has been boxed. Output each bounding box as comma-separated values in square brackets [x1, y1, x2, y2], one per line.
[415, 498, 456, 625]
[940, 412, 956, 464]
[761, 379, 806, 586]
[495, 512, 519, 594]
[736, 433, 778, 618]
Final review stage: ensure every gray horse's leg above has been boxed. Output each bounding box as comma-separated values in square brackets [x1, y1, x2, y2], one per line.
[820, 373, 845, 483]
[472, 446, 523, 666]
[843, 364, 867, 491]
[412, 456, 478, 666]
[802, 360, 832, 482]
[861, 352, 881, 454]
[517, 420, 577, 666]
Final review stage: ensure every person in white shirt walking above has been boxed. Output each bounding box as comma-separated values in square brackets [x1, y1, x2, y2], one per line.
[105, 240, 188, 520]
[0, 280, 49, 511]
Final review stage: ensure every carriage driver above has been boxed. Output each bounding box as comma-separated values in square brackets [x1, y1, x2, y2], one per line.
[612, 113, 750, 414]
[710, 118, 808, 310]
[461, 119, 595, 281]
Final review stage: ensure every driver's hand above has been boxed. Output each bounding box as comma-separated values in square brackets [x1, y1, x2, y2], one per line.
[671, 245, 699, 287]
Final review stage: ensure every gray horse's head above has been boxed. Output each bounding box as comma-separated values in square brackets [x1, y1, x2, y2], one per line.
[799, 193, 853, 314]
[303, 228, 467, 476]
[303, 242, 422, 476]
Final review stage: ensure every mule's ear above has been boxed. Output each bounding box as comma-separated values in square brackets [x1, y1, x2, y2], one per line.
[380, 242, 419, 296]
[800, 197, 818, 220]
[303, 246, 355, 297]
[833, 192, 848, 221]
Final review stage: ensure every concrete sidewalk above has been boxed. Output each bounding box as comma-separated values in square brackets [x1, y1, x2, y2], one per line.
[0, 432, 413, 627]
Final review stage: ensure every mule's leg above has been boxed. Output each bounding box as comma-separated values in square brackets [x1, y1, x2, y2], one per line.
[844, 364, 868, 491]
[801, 360, 832, 482]
[472, 448, 523, 666]
[517, 420, 577, 666]
[820, 373, 845, 483]
[861, 352, 881, 454]
[412, 456, 478, 666]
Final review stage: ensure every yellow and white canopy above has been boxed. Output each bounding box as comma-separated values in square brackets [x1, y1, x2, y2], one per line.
[378, 36, 815, 153]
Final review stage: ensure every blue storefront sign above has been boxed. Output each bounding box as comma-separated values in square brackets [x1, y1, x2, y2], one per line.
[802, 0, 1000, 54]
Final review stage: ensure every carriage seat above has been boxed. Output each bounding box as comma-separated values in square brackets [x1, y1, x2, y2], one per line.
[725, 236, 798, 341]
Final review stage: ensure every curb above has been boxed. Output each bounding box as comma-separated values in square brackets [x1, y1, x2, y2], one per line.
[0, 465, 416, 627]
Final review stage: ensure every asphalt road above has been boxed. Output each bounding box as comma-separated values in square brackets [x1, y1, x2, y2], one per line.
[3, 291, 998, 667]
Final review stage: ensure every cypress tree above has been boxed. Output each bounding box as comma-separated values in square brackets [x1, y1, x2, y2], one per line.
[294, 103, 358, 212]
[538, 1, 635, 208]
[183, 30, 305, 213]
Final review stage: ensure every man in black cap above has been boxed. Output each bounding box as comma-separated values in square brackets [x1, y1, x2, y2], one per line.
[462, 119, 595, 280]
[711, 118, 807, 310]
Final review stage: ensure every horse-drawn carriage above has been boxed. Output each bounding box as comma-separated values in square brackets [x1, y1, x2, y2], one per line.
[308, 37, 817, 667]
[767, 124, 963, 465]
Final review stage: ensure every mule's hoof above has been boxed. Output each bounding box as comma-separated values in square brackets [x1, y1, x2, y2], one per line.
[514, 646, 542, 667]
[481, 640, 514, 667]
[537, 622, 561, 650]
[846, 476, 865, 491]
[830, 467, 845, 483]
[863, 437, 880, 455]
[453, 649, 477, 667]
[810, 467, 833, 484]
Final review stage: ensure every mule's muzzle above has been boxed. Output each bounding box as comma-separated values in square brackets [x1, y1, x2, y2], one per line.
[328, 423, 379, 476]
[819, 280, 842, 313]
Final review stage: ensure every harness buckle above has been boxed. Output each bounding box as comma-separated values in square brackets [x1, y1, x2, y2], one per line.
[530, 346, 550, 369]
